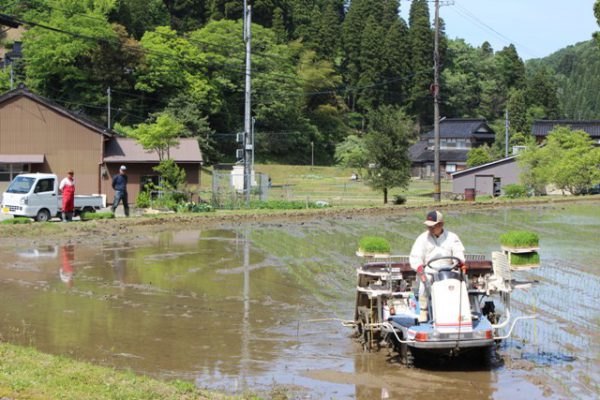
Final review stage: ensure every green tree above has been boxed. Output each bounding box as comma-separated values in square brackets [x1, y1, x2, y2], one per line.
[466, 144, 493, 168]
[594, 0, 600, 45]
[496, 44, 525, 90]
[315, 0, 341, 60]
[128, 112, 186, 160]
[109, 0, 169, 39]
[356, 15, 386, 111]
[507, 89, 528, 134]
[334, 135, 368, 177]
[364, 106, 413, 204]
[21, 2, 121, 120]
[382, 18, 411, 106]
[163, 0, 207, 32]
[518, 127, 600, 195]
[525, 67, 560, 119]
[407, 0, 434, 125]
[164, 94, 218, 164]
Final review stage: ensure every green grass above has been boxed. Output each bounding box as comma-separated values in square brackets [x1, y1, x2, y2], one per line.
[81, 211, 115, 221]
[358, 236, 391, 254]
[0, 342, 236, 400]
[500, 230, 539, 247]
[201, 164, 451, 207]
[1, 217, 32, 224]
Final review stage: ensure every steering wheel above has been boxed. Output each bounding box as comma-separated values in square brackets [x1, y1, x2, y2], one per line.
[426, 256, 462, 272]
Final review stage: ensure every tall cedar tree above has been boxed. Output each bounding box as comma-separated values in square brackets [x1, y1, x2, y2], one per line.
[382, 18, 411, 106]
[316, 0, 341, 60]
[163, 0, 207, 31]
[496, 44, 526, 90]
[525, 67, 560, 119]
[357, 16, 386, 111]
[272, 7, 287, 43]
[408, 0, 434, 126]
[507, 89, 528, 134]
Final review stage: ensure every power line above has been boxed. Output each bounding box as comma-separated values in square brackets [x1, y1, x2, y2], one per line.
[450, 1, 539, 59]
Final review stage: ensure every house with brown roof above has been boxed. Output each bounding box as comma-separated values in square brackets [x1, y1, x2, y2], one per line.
[409, 118, 496, 178]
[0, 86, 202, 204]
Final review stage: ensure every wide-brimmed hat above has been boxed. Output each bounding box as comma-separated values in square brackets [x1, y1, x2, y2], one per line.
[424, 210, 444, 226]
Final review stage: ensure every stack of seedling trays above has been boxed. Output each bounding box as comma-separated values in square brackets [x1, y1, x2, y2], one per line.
[356, 236, 391, 259]
[500, 231, 540, 270]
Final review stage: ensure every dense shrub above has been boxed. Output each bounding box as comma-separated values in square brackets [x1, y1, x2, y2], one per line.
[393, 195, 406, 205]
[175, 202, 214, 213]
[503, 184, 528, 198]
[136, 191, 151, 208]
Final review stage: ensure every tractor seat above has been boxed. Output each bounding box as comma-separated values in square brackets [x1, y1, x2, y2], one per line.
[388, 315, 419, 328]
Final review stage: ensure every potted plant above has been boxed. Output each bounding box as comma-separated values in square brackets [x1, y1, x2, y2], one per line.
[356, 236, 391, 258]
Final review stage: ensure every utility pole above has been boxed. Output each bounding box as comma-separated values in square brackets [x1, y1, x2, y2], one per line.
[311, 141, 314, 168]
[433, 0, 441, 202]
[505, 108, 509, 157]
[9, 63, 13, 90]
[107, 87, 111, 130]
[243, 3, 252, 207]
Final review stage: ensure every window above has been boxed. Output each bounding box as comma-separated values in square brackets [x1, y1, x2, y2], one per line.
[0, 163, 29, 182]
[446, 164, 457, 173]
[34, 178, 55, 193]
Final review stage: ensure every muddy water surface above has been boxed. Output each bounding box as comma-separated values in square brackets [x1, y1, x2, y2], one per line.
[0, 203, 598, 399]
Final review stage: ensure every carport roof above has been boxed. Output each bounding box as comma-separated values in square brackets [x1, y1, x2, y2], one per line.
[0, 154, 44, 163]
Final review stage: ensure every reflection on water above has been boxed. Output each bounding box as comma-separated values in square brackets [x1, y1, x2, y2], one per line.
[0, 203, 598, 399]
[59, 245, 75, 287]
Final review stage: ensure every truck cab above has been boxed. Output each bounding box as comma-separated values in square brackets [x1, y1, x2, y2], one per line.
[1, 173, 104, 222]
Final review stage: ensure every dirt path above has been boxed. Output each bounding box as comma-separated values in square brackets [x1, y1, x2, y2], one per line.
[1, 196, 598, 248]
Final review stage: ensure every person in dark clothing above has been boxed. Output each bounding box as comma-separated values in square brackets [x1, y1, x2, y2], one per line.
[111, 165, 129, 217]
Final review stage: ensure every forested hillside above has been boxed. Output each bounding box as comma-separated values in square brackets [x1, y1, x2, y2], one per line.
[0, 0, 580, 164]
[527, 40, 600, 120]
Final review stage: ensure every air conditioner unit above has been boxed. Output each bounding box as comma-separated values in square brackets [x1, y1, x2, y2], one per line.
[236, 132, 245, 143]
[236, 149, 245, 160]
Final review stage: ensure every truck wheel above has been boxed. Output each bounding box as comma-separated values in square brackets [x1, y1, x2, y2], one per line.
[35, 209, 51, 222]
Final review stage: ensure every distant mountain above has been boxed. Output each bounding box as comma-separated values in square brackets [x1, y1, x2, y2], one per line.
[528, 40, 600, 120]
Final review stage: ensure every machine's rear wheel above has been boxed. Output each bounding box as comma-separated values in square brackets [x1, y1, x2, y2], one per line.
[400, 343, 414, 367]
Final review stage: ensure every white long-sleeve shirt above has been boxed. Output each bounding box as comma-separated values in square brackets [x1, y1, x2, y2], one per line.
[59, 177, 75, 191]
[409, 229, 465, 273]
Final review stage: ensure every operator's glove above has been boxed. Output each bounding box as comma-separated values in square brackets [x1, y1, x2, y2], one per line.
[416, 265, 426, 282]
[459, 261, 467, 274]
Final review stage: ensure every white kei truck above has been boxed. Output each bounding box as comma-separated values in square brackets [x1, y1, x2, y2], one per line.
[1, 173, 105, 222]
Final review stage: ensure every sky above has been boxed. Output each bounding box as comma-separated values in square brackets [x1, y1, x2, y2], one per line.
[401, 0, 599, 60]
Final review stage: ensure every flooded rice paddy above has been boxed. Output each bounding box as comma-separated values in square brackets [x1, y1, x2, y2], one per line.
[0, 203, 599, 399]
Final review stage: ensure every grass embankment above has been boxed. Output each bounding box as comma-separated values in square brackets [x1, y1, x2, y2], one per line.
[0, 342, 234, 400]
[201, 164, 451, 207]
